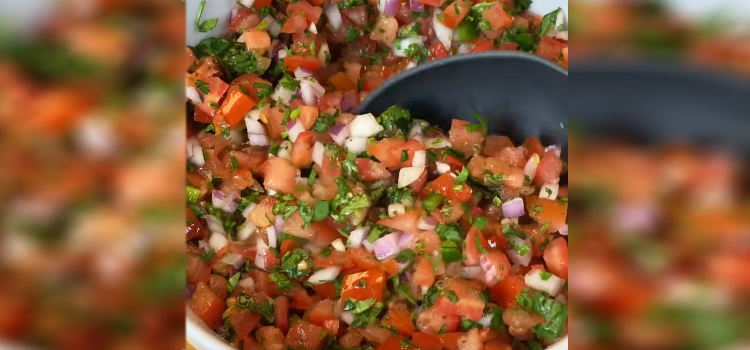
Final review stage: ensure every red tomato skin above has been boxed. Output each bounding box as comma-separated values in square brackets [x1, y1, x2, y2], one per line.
[449, 119, 485, 155]
[284, 55, 324, 73]
[285, 321, 327, 350]
[463, 227, 491, 266]
[187, 253, 212, 285]
[188, 282, 225, 330]
[229, 308, 262, 339]
[263, 157, 300, 194]
[274, 296, 290, 332]
[490, 274, 527, 308]
[543, 237, 568, 280]
[410, 332, 443, 350]
[208, 274, 228, 300]
[537, 37, 568, 62]
[356, 158, 391, 181]
[428, 42, 449, 61]
[535, 150, 563, 185]
[415, 305, 460, 334]
[377, 210, 420, 233]
[413, 257, 435, 287]
[341, 269, 386, 303]
[424, 173, 472, 201]
[479, 251, 511, 286]
[383, 302, 416, 336]
[291, 132, 315, 168]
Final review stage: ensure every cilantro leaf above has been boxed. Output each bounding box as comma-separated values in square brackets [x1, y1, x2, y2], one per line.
[269, 272, 295, 290]
[436, 223, 462, 242]
[516, 289, 568, 340]
[236, 292, 275, 323]
[281, 248, 312, 279]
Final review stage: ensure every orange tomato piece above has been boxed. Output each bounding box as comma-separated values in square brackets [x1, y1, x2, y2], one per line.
[263, 157, 301, 194]
[439, 0, 472, 29]
[341, 269, 385, 303]
[543, 237, 568, 280]
[242, 29, 272, 53]
[449, 119, 485, 155]
[384, 302, 415, 336]
[490, 274, 527, 308]
[378, 210, 420, 233]
[328, 71, 358, 91]
[286, 321, 327, 350]
[355, 158, 391, 181]
[298, 105, 318, 129]
[482, 2, 514, 30]
[291, 131, 315, 168]
[410, 332, 443, 350]
[537, 37, 568, 63]
[284, 55, 324, 73]
[525, 195, 568, 228]
[287, 1, 323, 23]
[424, 173, 472, 202]
[188, 282, 225, 330]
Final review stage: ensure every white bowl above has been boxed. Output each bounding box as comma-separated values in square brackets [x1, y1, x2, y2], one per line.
[185, 0, 568, 349]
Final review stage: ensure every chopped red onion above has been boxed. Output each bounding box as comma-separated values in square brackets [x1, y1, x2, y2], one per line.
[204, 215, 225, 234]
[373, 232, 401, 260]
[186, 284, 197, 298]
[325, 3, 343, 30]
[558, 224, 568, 236]
[340, 311, 354, 325]
[286, 119, 306, 142]
[411, 150, 426, 167]
[294, 67, 313, 79]
[349, 113, 383, 138]
[272, 84, 296, 105]
[545, 145, 562, 157]
[255, 238, 269, 270]
[396, 231, 414, 250]
[222, 253, 245, 269]
[417, 216, 437, 230]
[186, 86, 202, 104]
[330, 124, 349, 145]
[300, 78, 325, 106]
[554, 31, 568, 41]
[398, 167, 424, 188]
[274, 215, 285, 234]
[502, 197, 525, 218]
[362, 239, 374, 253]
[523, 154, 540, 181]
[378, 0, 398, 16]
[344, 137, 368, 154]
[393, 36, 425, 57]
[506, 236, 532, 266]
[213, 190, 241, 213]
[209, 232, 229, 252]
[410, 0, 424, 12]
[340, 91, 357, 113]
[308, 266, 342, 285]
[460, 266, 482, 279]
[347, 226, 369, 248]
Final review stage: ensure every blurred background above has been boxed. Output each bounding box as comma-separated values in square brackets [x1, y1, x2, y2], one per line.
[569, 1, 750, 350]
[1, 0, 750, 350]
[0, 1, 185, 349]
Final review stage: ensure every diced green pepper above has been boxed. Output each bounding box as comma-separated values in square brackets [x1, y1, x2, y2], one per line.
[186, 186, 201, 203]
[455, 20, 479, 41]
[441, 241, 462, 263]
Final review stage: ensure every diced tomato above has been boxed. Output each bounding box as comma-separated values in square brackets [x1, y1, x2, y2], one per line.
[439, 0, 471, 29]
[249, 197, 276, 228]
[243, 336, 262, 350]
[341, 269, 385, 303]
[274, 296, 290, 332]
[383, 302, 415, 335]
[281, 12, 308, 33]
[252, 0, 271, 9]
[355, 158, 391, 181]
[266, 106, 288, 140]
[286, 321, 327, 350]
[228, 8, 262, 33]
[287, 287, 314, 310]
[424, 173, 472, 202]
[328, 71, 357, 92]
[543, 237, 568, 280]
[561, 47, 568, 69]
[482, 2, 514, 30]
[438, 333, 463, 349]
[347, 247, 380, 272]
[467, 155, 525, 188]
[484, 339, 512, 350]
[263, 157, 300, 194]
[359, 324, 392, 343]
[218, 86, 257, 128]
[287, 1, 323, 23]
[310, 221, 345, 247]
[284, 55, 324, 73]
[434, 278, 486, 321]
[525, 195, 568, 229]
[256, 326, 286, 349]
[370, 16, 399, 45]
[186, 209, 207, 241]
[416, 305, 460, 334]
[413, 257, 435, 287]
[306, 299, 337, 327]
[522, 136, 544, 157]
[187, 253, 212, 285]
[413, 0, 444, 6]
[410, 332, 443, 350]
[283, 211, 316, 239]
[375, 335, 408, 350]
[449, 119, 485, 155]
[208, 274, 228, 300]
[483, 135, 514, 157]
[479, 251, 511, 286]
[188, 282, 225, 330]
[537, 37, 568, 63]
[298, 105, 318, 129]
[367, 138, 406, 168]
[380, 259, 400, 277]
[463, 227, 491, 266]
[242, 29, 272, 53]
[290, 131, 315, 168]
[229, 308, 262, 339]
[535, 150, 563, 185]
[317, 91, 343, 114]
[490, 274, 527, 308]
[428, 42, 449, 61]
[313, 250, 351, 269]
[470, 36, 495, 53]
[312, 282, 337, 299]
[323, 319, 340, 336]
[378, 210, 420, 233]
[499, 42, 519, 51]
[340, 330, 364, 348]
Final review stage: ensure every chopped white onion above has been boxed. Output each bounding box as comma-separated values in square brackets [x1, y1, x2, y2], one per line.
[344, 137, 369, 154]
[479, 314, 494, 328]
[247, 107, 263, 121]
[506, 236, 532, 266]
[266, 226, 277, 248]
[554, 31, 568, 41]
[236, 223, 256, 242]
[405, 61, 417, 69]
[349, 113, 384, 137]
[435, 162, 451, 175]
[409, 122, 425, 139]
[312, 141, 325, 166]
[460, 266, 482, 279]
[433, 9, 454, 50]
[209, 232, 228, 252]
[268, 20, 282, 37]
[222, 253, 245, 269]
[347, 226, 369, 248]
[300, 78, 325, 106]
[340, 311, 355, 325]
[246, 117, 266, 134]
[362, 239, 374, 253]
[411, 150, 426, 167]
[545, 145, 562, 157]
[325, 3, 343, 30]
[307, 266, 342, 285]
[457, 43, 471, 54]
[539, 183, 559, 200]
[255, 238, 269, 270]
[187, 137, 205, 166]
[425, 137, 452, 149]
[294, 67, 313, 79]
[388, 203, 406, 217]
[502, 197, 525, 218]
[242, 203, 258, 220]
[417, 216, 437, 230]
[278, 48, 288, 60]
[523, 154, 540, 181]
[277, 140, 293, 159]
[186, 86, 201, 104]
[272, 84, 296, 105]
[525, 269, 565, 296]
[392, 36, 425, 57]
[238, 276, 255, 292]
[286, 119, 306, 142]
[204, 215, 225, 234]
[239, 0, 255, 7]
[331, 238, 346, 252]
[248, 134, 270, 147]
[308, 22, 318, 34]
[398, 167, 424, 188]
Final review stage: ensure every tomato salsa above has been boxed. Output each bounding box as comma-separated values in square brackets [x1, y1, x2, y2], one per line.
[186, 0, 568, 349]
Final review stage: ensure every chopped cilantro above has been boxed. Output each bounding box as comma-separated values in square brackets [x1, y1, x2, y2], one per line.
[539, 8, 562, 37]
[195, 0, 219, 32]
[423, 192, 443, 212]
[281, 248, 312, 279]
[269, 272, 295, 290]
[533, 205, 544, 213]
[516, 289, 568, 340]
[195, 80, 210, 95]
[436, 223, 462, 242]
[252, 82, 273, 99]
[308, 169, 317, 186]
[376, 105, 413, 137]
[346, 27, 360, 42]
[227, 272, 241, 294]
[313, 110, 338, 132]
[540, 271, 552, 280]
[236, 292, 275, 323]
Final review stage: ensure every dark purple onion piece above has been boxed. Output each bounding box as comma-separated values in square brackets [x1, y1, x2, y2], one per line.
[286, 118, 298, 131]
[229, 267, 239, 276]
[186, 284, 197, 298]
[341, 90, 357, 113]
[331, 123, 347, 136]
[384, 0, 399, 16]
[410, 0, 424, 12]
